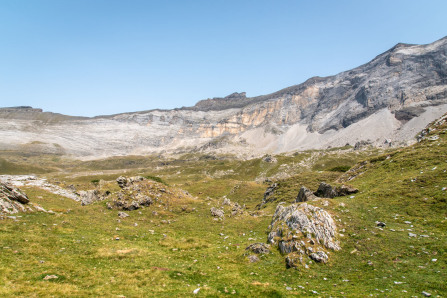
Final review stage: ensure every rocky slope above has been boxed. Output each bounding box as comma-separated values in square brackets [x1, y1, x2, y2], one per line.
[1, 36, 447, 158]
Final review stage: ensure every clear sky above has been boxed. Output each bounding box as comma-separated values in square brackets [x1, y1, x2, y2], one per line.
[0, 0, 446, 116]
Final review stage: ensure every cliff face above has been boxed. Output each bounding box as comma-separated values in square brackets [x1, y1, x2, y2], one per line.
[1, 37, 447, 158]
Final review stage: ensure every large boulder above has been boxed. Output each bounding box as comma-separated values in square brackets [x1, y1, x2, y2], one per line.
[268, 203, 340, 268]
[314, 182, 338, 198]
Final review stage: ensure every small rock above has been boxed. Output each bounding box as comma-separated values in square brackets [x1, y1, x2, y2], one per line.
[248, 255, 259, 263]
[375, 221, 386, 227]
[43, 275, 58, 280]
[118, 212, 129, 218]
[193, 288, 200, 294]
[245, 243, 270, 254]
[210, 207, 224, 218]
[422, 291, 431, 297]
[286, 286, 292, 291]
[408, 232, 417, 237]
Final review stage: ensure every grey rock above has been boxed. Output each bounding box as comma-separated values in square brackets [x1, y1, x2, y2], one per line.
[310, 251, 329, 263]
[296, 186, 318, 202]
[118, 211, 129, 218]
[376, 221, 386, 227]
[314, 182, 338, 198]
[336, 185, 359, 196]
[245, 243, 270, 254]
[78, 190, 106, 206]
[210, 207, 224, 218]
[422, 291, 432, 297]
[257, 183, 278, 209]
[0, 182, 33, 216]
[262, 155, 277, 163]
[248, 255, 260, 263]
[268, 202, 340, 267]
[408, 232, 417, 237]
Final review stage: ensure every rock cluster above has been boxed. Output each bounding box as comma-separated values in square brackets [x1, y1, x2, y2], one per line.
[267, 203, 340, 268]
[210, 197, 245, 219]
[106, 176, 155, 211]
[296, 182, 358, 202]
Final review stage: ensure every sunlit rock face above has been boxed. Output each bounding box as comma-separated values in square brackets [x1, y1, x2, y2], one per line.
[1, 37, 447, 158]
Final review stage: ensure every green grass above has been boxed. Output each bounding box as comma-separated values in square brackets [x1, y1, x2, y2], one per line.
[0, 120, 446, 296]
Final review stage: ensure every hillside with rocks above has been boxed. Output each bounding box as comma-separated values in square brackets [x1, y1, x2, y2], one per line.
[1, 36, 447, 158]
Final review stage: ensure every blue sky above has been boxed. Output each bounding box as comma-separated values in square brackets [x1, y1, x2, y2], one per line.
[0, 0, 446, 116]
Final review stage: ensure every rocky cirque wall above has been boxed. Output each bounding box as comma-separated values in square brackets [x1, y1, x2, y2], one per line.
[1, 36, 447, 158]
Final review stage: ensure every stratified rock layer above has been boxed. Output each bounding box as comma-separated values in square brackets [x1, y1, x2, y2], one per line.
[1, 37, 447, 158]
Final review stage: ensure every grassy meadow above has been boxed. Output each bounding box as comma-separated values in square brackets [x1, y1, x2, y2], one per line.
[0, 122, 446, 296]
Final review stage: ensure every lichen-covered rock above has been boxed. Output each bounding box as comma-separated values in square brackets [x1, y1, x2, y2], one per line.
[246, 243, 270, 254]
[78, 190, 110, 206]
[310, 251, 329, 263]
[116, 176, 144, 189]
[296, 186, 318, 202]
[0, 182, 37, 217]
[268, 202, 340, 267]
[108, 193, 153, 211]
[210, 207, 224, 218]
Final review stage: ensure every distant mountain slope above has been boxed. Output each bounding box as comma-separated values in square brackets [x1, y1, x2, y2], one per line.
[1, 36, 446, 158]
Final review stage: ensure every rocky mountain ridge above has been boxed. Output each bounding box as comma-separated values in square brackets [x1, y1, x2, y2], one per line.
[1, 36, 447, 158]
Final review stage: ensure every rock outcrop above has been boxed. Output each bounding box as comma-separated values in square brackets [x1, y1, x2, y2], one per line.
[296, 186, 318, 202]
[0, 182, 32, 216]
[296, 182, 358, 202]
[107, 176, 190, 211]
[78, 189, 110, 206]
[268, 203, 340, 268]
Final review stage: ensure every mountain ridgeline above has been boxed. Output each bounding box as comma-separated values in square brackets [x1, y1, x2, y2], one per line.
[1, 36, 447, 158]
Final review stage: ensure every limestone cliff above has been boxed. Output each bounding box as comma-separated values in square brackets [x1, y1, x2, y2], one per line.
[1, 36, 447, 158]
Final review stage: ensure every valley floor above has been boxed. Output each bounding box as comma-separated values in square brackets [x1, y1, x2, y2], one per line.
[0, 119, 446, 297]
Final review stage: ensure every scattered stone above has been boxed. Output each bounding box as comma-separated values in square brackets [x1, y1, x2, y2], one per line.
[43, 275, 58, 280]
[408, 232, 417, 237]
[375, 221, 386, 227]
[193, 288, 200, 295]
[210, 207, 224, 218]
[118, 212, 129, 218]
[422, 291, 431, 297]
[245, 243, 270, 254]
[248, 255, 260, 263]
[262, 155, 277, 163]
[296, 186, 318, 202]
